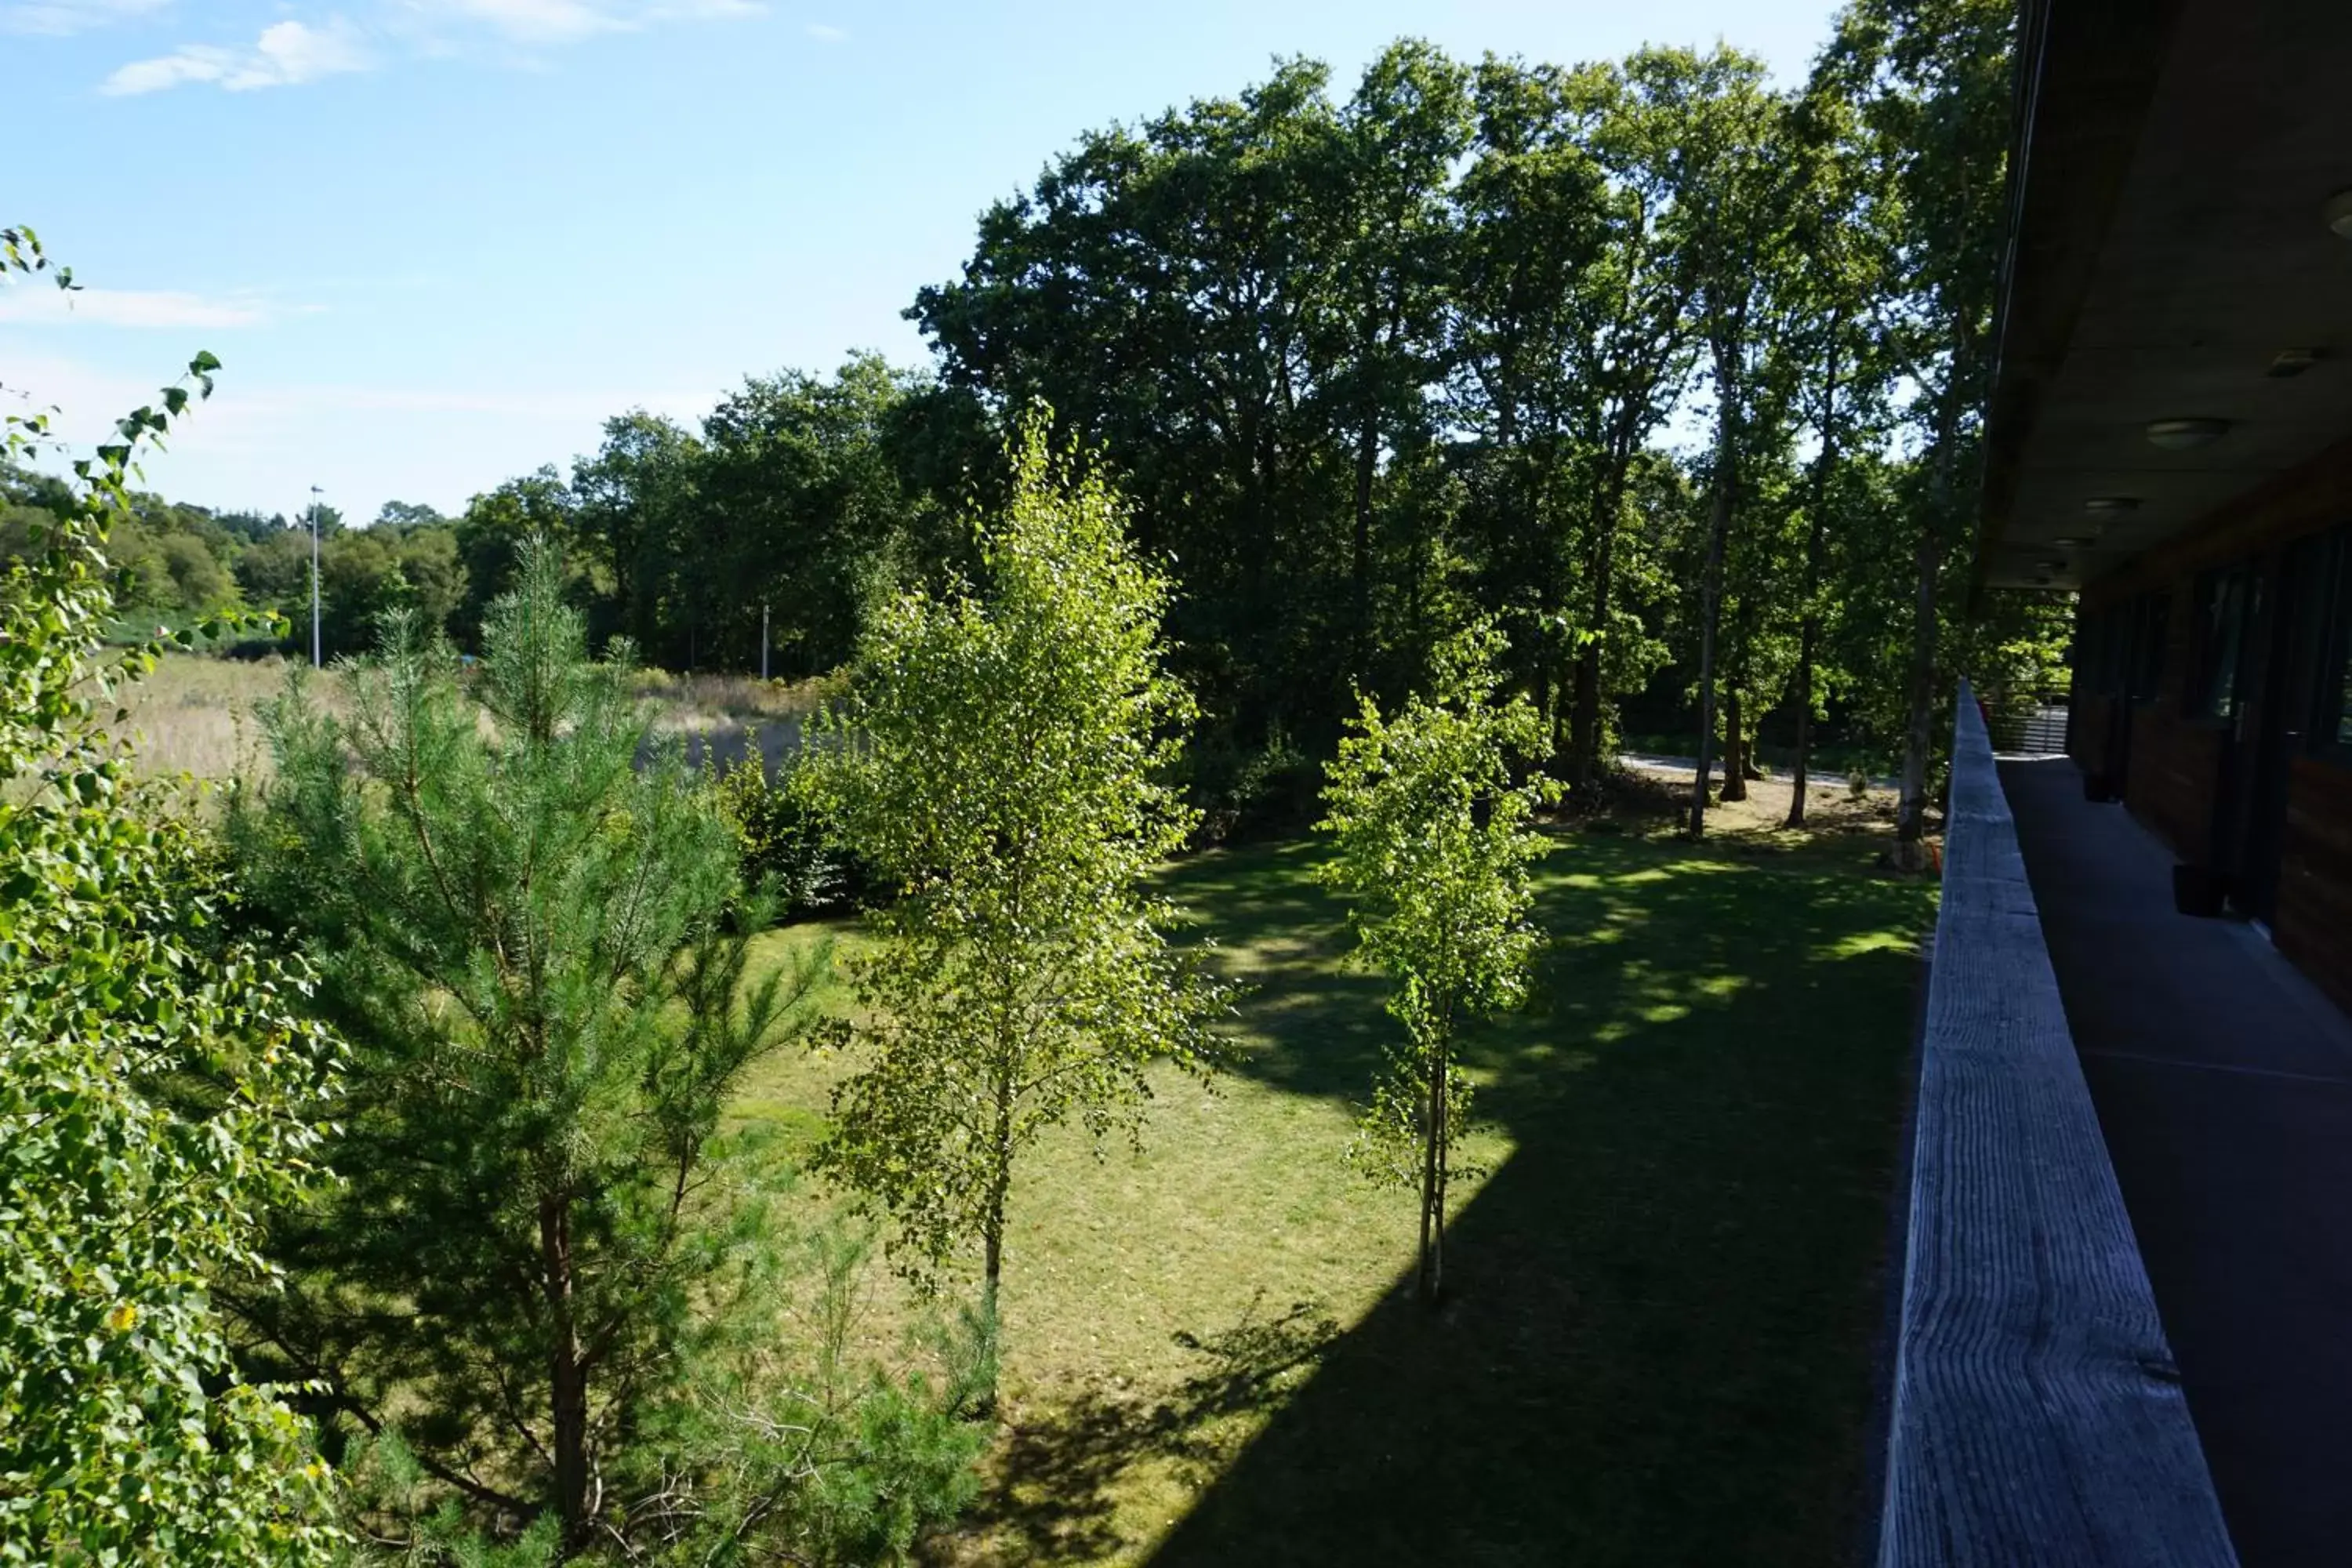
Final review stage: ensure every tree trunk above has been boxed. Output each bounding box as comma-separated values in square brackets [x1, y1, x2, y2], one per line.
[1788, 325, 1844, 831]
[1720, 690, 1748, 803]
[983, 1065, 1014, 1310]
[1788, 618, 1819, 828]
[1352, 410, 1377, 676]
[1895, 360, 1969, 868]
[1894, 520, 1943, 865]
[539, 1194, 590, 1549]
[1568, 455, 1630, 800]
[1689, 353, 1737, 840]
[1417, 1029, 1448, 1311]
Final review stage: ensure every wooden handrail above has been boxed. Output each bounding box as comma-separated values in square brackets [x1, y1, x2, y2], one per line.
[1875, 681, 2236, 1566]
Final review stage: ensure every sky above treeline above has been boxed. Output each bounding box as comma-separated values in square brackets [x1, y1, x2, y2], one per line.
[3, 0, 1842, 524]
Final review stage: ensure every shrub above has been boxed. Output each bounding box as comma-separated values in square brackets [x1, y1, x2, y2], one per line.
[713, 749, 872, 917]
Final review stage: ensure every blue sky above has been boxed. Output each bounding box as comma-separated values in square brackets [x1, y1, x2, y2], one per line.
[2, 0, 1840, 523]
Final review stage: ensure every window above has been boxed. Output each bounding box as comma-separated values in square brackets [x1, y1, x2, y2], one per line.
[2191, 565, 2258, 721]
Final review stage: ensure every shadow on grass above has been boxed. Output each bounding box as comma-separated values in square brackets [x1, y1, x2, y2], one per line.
[966, 1296, 1345, 1562]
[1124, 828, 1933, 1566]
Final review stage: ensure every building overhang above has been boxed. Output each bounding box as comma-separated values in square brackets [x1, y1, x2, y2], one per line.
[1980, 0, 2352, 593]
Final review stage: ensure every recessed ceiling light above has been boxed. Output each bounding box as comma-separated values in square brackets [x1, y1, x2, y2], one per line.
[2053, 535, 2096, 547]
[2325, 191, 2352, 239]
[2083, 496, 2139, 514]
[2147, 418, 2230, 449]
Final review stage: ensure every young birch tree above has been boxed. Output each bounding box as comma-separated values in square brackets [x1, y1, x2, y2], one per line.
[1317, 625, 1554, 1308]
[1, 228, 343, 1565]
[803, 426, 1231, 1316]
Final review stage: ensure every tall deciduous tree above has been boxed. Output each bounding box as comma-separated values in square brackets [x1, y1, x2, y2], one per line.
[230, 539, 818, 1550]
[1646, 47, 1795, 837]
[803, 426, 1231, 1312]
[1316, 624, 1554, 1308]
[1826, 0, 2014, 863]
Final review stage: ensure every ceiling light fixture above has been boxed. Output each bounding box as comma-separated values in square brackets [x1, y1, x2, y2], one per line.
[2267, 347, 2324, 378]
[2325, 191, 2352, 240]
[2083, 496, 2139, 514]
[2038, 559, 2067, 572]
[2053, 535, 2096, 547]
[2146, 418, 2230, 449]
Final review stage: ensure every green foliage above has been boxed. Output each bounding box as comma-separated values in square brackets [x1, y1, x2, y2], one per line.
[616, 1222, 992, 1566]
[711, 750, 869, 917]
[227, 539, 827, 1547]
[0, 233, 344, 1565]
[802, 425, 1233, 1301]
[1316, 623, 1556, 1304]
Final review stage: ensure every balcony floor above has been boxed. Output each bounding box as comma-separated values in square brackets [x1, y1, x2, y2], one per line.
[1999, 756, 2352, 1568]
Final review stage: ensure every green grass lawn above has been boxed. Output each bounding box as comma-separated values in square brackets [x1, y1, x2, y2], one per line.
[733, 810, 1935, 1566]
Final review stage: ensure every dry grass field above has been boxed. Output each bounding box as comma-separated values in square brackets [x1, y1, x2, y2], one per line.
[106, 654, 827, 784]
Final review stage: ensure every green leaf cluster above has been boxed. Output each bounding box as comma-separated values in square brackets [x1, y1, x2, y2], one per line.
[802, 423, 1235, 1301]
[1, 238, 344, 1565]
[1316, 622, 1556, 1303]
[226, 539, 837, 1548]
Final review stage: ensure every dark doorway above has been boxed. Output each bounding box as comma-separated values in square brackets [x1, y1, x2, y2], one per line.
[2221, 538, 2329, 923]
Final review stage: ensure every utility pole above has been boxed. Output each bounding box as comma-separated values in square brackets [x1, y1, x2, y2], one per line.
[309, 484, 323, 669]
[760, 601, 770, 681]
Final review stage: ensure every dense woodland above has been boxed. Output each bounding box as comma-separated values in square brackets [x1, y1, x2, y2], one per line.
[3, 2, 2062, 844]
[5, 2, 2065, 1563]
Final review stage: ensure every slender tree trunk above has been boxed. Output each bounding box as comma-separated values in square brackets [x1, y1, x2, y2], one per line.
[1689, 349, 1737, 840]
[1787, 338, 1841, 829]
[1352, 409, 1377, 677]
[1788, 619, 1820, 828]
[1569, 453, 1631, 799]
[982, 1064, 1014, 1310]
[1896, 358, 1969, 867]
[1720, 690, 1748, 803]
[539, 1194, 590, 1549]
[1417, 1025, 1448, 1311]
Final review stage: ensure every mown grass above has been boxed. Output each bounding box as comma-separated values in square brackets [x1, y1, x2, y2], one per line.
[123, 653, 1931, 1558]
[734, 800, 1936, 1566]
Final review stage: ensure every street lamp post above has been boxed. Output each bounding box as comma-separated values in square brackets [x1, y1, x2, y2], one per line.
[309, 485, 322, 669]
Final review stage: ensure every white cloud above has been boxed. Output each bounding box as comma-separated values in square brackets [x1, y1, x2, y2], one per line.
[424, 0, 620, 44]
[804, 20, 843, 42]
[0, 0, 169, 37]
[0, 287, 274, 328]
[399, 0, 760, 44]
[102, 19, 371, 95]
[93, 2, 761, 93]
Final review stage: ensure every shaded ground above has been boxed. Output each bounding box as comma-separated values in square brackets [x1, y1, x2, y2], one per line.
[2003, 756, 2352, 1567]
[1139, 827, 1930, 1566]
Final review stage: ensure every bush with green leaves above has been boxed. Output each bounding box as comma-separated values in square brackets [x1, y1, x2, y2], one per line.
[712, 749, 871, 917]
[1316, 623, 1556, 1307]
[1, 224, 345, 1565]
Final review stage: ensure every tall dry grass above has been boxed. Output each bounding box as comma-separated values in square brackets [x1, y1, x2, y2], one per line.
[107, 655, 829, 784]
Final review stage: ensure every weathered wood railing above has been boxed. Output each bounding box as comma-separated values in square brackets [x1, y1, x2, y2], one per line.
[1876, 683, 2237, 1566]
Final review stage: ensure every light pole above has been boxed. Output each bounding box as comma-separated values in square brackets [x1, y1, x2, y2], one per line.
[309, 485, 322, 669]
[760, 601, 770, 681]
